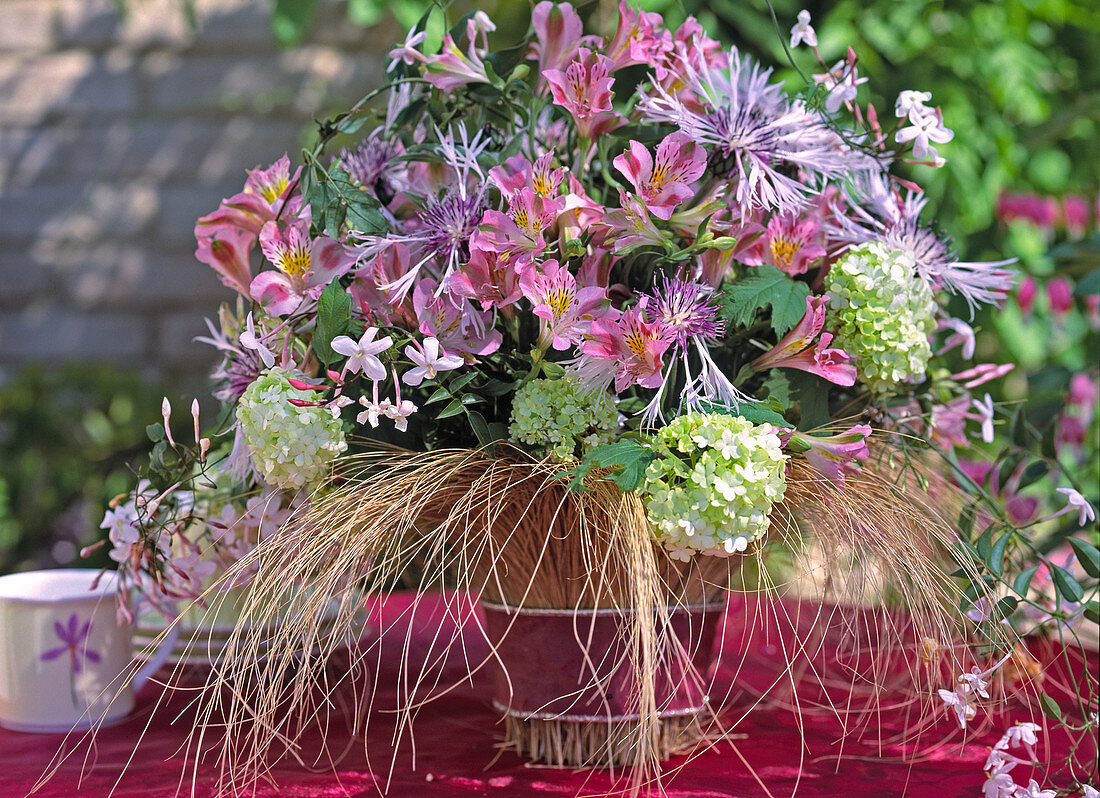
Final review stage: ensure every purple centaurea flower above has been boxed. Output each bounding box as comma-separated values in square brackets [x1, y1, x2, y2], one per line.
[337, 132, 403, 201]
[644, 274, 725, 349]
[353, 126, 491, 301]
[638, 276, 750, 427]
[637, 47, 874, 214]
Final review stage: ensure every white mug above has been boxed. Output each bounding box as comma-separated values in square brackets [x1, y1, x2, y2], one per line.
[0, 568, 176, 733]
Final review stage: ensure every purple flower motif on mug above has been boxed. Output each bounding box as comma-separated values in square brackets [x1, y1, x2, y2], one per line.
[40, 613, 100, 674]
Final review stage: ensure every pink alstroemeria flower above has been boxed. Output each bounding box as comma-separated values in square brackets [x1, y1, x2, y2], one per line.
[520, 259, 608, 350]
[488, 153, 565, 201]
[478, 188, 562, 266]
[447, 241, 524, 312]
[741, 212, 826, 276]
[788, 424, 872, 487]
[349, 242, 416, 327]
[250, 219, 355, 316]
[413, 279, 502, 359]
[195, 155, 302, 238]
[751, 296, 856, 386]
[424, 34, 491, 92]
[575, 304, 673, 393]
[543, 49, 621, 140]
[195, 225, 255, 297]
[605, 0, 668, 71]
[1047, 277, 1073, 318]
[529, 2, 588, 87]
[613, 132, 707, 220]
[599, 190, 670, 255]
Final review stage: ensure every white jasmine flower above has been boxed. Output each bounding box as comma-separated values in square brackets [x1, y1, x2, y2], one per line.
[1053, 487, 1096, 526]
[1015, 780, 1055, 798]
[402, 337, 464, 386]
[813, 60, 868, 114]
[331, 327, 393, 379]
[895, 90, 932, 118]
[972, 394, 995, 443]
[387, 27, 427, 71]
[240, 312, 276, 368]
[789, 10, 817, 48]
[896, 108, 955, 160]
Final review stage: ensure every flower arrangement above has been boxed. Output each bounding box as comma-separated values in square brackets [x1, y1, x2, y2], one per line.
[91, 2, 1097, 793]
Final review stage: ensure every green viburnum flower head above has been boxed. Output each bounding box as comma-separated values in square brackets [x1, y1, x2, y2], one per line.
[641, 412, 787, 561]
[236, 367, 347, 490]
[824, 241, 937, 393]
[508, 376, 619, 462]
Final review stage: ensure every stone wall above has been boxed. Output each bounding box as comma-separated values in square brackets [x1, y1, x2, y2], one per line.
[0, 0, 397, 388]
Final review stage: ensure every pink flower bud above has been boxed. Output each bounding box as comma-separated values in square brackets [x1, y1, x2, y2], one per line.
[1061, 195, 1090, 237]
[191, 398, 201, 443]
[1047, 277, 1073, 317]
[161, 397, 176, 447]
[1016, 275, 1037, 316]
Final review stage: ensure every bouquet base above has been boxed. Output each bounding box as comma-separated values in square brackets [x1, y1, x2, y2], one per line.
[482, 598, 723, 768]
[501, 713, 703, 769]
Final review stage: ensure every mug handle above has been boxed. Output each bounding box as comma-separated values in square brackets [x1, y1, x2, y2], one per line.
[132, 624, 180, 692]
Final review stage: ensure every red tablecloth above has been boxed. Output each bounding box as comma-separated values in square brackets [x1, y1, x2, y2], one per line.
[5, 592, 1094, 797]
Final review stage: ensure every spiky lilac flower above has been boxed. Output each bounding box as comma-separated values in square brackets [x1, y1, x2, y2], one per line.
[645, 275, 724, 348]
[337, 133, 402, 200]
[637, 48, 875, 214]
[419, 188, 488, 269]
[830, 181, 1015, 315]
[637, 276, 749, 428]
[352, 125, 492, 300]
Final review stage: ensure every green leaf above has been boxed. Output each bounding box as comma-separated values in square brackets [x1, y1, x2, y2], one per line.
[1067, 537, 1100, 579]
[1012, 565, 1039, 596]
[787, 370, 830, 431]
[1015, 460, 1049, 490]
[424, 386, 451, 405]
[466, 409, 492, 447]
[1050, 563, 1084, 603]
[719, 265, 810, 334]
[480, 378, 519, 397]
[448, 372, 478, 392]
[1039, 693, 1062, 721]
[146, 423, 165, 443]
[993, 595, 1018, 619]
[1085, 600, 1099, 625]
[988, 531, 1011, 576]
[703, 400, 790, 428]
[308, 167, 386, 239]
[485, 43, 529, 83]
[565, 440, 655, 493]
[436, 398, 465, 419]
[1074, 266, 1100, 297]
[760, 370, 791, 410]
[313, 279, 352, 365]
[975, 525, 994, 563]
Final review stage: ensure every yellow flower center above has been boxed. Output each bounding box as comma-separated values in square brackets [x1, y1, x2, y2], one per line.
[279, 246, 311, 279]
[624, 331, 648, 358]
[533, 175, 553, 196]
[546, 288, 573, 319]
[770, 235, 798, 266]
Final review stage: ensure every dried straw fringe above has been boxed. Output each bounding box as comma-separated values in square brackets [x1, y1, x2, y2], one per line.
[38, 438, 1000, 797]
